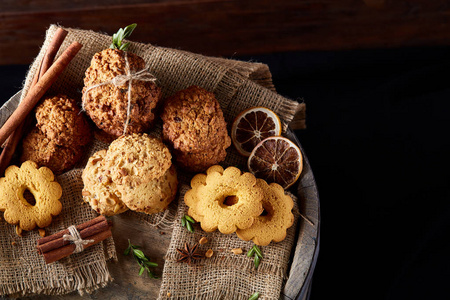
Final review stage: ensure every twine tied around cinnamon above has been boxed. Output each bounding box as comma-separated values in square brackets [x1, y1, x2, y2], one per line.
[82, 51, 157, 135]
[63, 225, 95, 254]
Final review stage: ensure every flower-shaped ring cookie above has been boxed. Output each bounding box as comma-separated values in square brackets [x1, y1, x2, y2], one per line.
[236, 180, 294, 246]
[184, 165, 264, 234]
[0, 161, 62, 231]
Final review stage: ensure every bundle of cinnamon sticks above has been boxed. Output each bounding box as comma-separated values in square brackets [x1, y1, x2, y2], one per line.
[37, 215, 112, 264]
[0, 28, 82, 175]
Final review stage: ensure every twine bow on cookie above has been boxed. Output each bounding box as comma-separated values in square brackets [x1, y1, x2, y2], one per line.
[63, 225, 95, 254]
[82, 52, 157, 135]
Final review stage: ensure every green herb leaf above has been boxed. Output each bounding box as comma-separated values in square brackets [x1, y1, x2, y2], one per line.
[116, 28, 124, 46]
[253, 245, 263, 258]
[248, 292, 260, 300]
[120, 42, 130, 51]
[254, 255, 261, 269]
[123, 23, 137, 39]
[125, 241, 158, 279]
[185, 215, 196, 223]
[145, 261, 158, 267]
[247, 247, 255, 257]
[186, 220, 194, 233]
[139, 266, 145, 276]
[133, 249, 146, 259]
[181, 215, 195, 233]
[110, 23, 137, 50]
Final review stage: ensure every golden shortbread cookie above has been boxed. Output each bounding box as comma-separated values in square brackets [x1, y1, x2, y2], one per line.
[236, 180, 294, 246]
[184, 165, 264, 234]
[81, 150, 128, 216]
[0, 161, 62, 231]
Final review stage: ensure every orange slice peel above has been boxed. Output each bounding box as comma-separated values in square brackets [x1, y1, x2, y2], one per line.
[231, 106, 282, 157]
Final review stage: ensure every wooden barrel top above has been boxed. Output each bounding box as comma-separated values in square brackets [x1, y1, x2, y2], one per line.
[2, 91, 320, 300]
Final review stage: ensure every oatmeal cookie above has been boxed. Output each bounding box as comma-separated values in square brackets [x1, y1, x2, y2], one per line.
[173, 142, 228, 172]
[161, 85, 229, 153]
[82, 48, 161, 137]
[81, 150, 128, 216]
[103, 133, 172, 186]
[20, 128, 84, 174]
[35, 95, 92, 147]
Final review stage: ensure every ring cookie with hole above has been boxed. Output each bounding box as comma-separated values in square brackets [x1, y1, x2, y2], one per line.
[0, 161, 63, 231]
[184, 165, 264, 234]
[236, 180, 294, 246]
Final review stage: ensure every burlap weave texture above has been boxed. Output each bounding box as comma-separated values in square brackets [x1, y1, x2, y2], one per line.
[0, 24, 305, 298]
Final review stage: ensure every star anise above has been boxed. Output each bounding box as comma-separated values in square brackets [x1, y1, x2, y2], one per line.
[176, 242, 203, 265]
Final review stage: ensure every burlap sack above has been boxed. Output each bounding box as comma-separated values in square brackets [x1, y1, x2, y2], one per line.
[0, 24, 306, 298]
[0, 146, 116, 297]
[159, 186, 300, 300]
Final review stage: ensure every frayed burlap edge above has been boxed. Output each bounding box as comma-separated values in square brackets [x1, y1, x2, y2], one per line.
[2, 258, 112, 298]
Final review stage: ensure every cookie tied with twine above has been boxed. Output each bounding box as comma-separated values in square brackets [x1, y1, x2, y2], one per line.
[82, 48, 162, 138]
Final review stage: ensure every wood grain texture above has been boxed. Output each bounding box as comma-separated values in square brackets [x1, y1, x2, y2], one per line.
[1, 0, 450, 65]
[282, 131, 320, 300]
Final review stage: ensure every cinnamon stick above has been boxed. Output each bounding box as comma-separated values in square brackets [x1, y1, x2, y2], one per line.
[30, 28, 68, 88]
[37, 215, 112, 264]
[0, 29, 68, 176]
[0, 41, 82, 146]
[0, 122, 25, 175]
[37, 215, 109, 253]
[41, 228, 112, 264]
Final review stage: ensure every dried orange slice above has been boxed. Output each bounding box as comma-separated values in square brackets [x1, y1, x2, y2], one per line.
[248, 136, 303, 189]
[231, 107, 282, 156]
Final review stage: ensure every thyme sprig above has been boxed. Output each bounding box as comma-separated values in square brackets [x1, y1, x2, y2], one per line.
[124, 239, 158, 278]
[110, 23, 137, 51]
[247, 245, 263, 269]
[248, 292, 260, 300]
[181, 214, 196, 233]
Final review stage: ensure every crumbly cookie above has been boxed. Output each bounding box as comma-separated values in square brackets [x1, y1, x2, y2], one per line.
[173, 142, 229, 172]
[103, 133, 172, 186]
[118, 165, 178, 214]
[35, 95, 92, 147]
[81, 150, 128, 216]
[161, 85, 230, 153]
[184, 165, 264, 234]
[82, 48, 161, 137]
[20, 128, 84, 174]
[236, 180, 294, 246]
[0, 161, 62, 231]
[93, 126, 118, 144]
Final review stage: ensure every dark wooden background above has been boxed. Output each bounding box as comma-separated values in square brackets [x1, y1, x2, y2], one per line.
[1, 0, 450, 65]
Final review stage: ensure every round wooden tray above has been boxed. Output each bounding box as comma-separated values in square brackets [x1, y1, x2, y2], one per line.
[2, 92, 320, 300]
